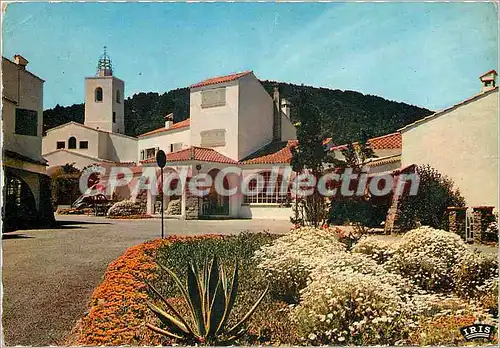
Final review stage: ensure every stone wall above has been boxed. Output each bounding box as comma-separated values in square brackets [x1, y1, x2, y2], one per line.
[446, 207, 467, 240]
[185, 192, 199, 220]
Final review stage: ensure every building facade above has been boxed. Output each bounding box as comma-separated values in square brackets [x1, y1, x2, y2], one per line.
[2, 55, 54, 231]
[399, 70, 499, 208]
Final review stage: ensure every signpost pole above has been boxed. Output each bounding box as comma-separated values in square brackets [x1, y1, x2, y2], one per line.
[156, 150, 167, 239]
[161, 166, 164, 239]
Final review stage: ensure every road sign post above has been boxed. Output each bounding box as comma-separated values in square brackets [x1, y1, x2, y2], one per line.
[156, 150, 167, 239]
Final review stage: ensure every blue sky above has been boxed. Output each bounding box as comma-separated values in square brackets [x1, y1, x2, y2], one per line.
[2, 2, 498, 111]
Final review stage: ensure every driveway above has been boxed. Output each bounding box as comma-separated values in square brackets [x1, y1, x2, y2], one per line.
[2, 215, 292, 346]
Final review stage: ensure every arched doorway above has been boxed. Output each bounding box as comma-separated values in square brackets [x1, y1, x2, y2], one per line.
[4, 173, 38, 231]
[201, 169, 229, 216]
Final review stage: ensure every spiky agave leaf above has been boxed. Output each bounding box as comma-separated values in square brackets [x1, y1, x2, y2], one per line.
[226, 285, 269, 337]
[207, 278, 227, 338]
[157, 262, 200, 336]
[216, 261, 239, 334]
[146, 301, 190, 336]
[146, 323, 185, 340]
[145, 279, 195, 336]
[187, 261, 205, 336]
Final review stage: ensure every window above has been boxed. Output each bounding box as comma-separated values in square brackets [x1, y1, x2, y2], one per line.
[15, 108, 38, 136]
[170, 143, 182, 152]
[68, 137, 77, 149]
[79, 141, 89, 149]
[201, 87, 226, 108]
[56, 141, 65, 149]
[201, 129, 225, 147]
[113, 111, 116, 123]
[140, 150, 145, 160]
[95, 87, 103, 102]
[244, 172, 290, 204]
[146, 147, 157, 159]
[116, 89, 121, 103]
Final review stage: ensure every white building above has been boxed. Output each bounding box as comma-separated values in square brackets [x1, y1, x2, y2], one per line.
[2, 55, 54, 231]
[42, 51, 302, 219]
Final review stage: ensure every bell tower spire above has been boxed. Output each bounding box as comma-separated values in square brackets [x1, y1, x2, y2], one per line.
[96, 46, 113, 77]
[84, 47, 125, 134]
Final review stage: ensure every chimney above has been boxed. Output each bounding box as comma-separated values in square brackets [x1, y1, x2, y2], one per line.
[479, 70, 497, 92]
[272, 86, 282, 141]
[13, 54, 28, 69]
[281, 98, 291, 118]
[164, 113, 174, 129]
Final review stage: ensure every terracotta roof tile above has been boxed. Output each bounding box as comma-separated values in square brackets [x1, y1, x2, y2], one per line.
[330, 132, 402, 151]
[240, 140, 298, 164]
[138, 118, 190, 137]
[140, 146, 237, 164]
[190, 71, 252, 88]
[480, 69, 497, 79]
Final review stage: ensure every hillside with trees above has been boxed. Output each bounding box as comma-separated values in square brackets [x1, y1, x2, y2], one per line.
[43, 81, 432, 144]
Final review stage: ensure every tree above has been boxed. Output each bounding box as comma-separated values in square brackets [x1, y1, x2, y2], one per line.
[51, 163, 82, 207]
[290, 90, 331, 227]
[328, 133, 390, 228]
[396, 165, 465, 231]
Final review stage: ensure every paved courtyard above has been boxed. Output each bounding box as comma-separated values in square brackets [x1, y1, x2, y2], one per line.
[2, 215, 292, 346]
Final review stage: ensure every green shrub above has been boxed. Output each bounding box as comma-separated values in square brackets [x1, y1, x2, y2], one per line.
[386, 226, 469, 292]
[396, 165, 465, 231]
[254, 227, 345, 303]
[292, 270, 411, 345]
[452, 251, 498, 298]
[329, 197, 390, 228]
[351, 237, 396, 264]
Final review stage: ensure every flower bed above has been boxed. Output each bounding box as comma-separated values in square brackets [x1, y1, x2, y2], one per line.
[69, 226, 498, 346]
[67, 235, 222, 345]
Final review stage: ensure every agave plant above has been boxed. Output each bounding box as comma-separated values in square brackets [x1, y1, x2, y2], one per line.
[145, 257, 268, 345]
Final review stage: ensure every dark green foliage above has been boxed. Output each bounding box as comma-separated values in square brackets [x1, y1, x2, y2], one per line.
[329, 197, 391, 228]
[43, 81, 432, 141]
[50, 163, 82, 207]
[290, 90, 332, 227]
[397, 165, 466, 231]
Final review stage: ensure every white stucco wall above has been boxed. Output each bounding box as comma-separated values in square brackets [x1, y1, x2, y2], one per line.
[237, 73, 274, 160]
[44, 151, 100, 170]
[401, 89, 499, 208]
[104, 133, 138, 162]
[190, 81, 240, 160]
[84, 76, 125, 133]
[281, 113, 297, 141]
[43, 123, 101, 159]
[2, 57, 44, 162]
[138, 127, 191, 158]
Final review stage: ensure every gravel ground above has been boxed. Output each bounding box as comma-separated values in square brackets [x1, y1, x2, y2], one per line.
[1, 215, 292, 346]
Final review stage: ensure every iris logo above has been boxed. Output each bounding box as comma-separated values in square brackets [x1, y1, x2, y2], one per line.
[460, 324, 496, 341]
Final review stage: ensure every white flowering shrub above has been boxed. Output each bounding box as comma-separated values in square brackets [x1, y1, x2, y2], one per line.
[386, 226, 469, 292]
[254, 227, 345, 303]
[452, 251, 498, 298]
[351, 237, 395, 264]
[107, 199, 144, 216]
[292, 269, 413, 345]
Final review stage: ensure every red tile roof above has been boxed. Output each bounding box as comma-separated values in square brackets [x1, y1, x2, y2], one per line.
[140, 146, 237, 164]
[240, 140, 298, 164]
[330, 132, 402, 151]
[190, 71, 252, 88]
[480, 69, 497, 79]
[138, 118, 190, 137]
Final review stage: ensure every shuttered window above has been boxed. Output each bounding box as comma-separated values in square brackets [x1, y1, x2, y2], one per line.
[201, 87, 226, 108]
[15, 108, 38, 136]
[201, 129, 225, 147]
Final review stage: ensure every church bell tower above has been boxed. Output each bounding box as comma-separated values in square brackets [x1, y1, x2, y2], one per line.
[84, 47, 125, 134]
